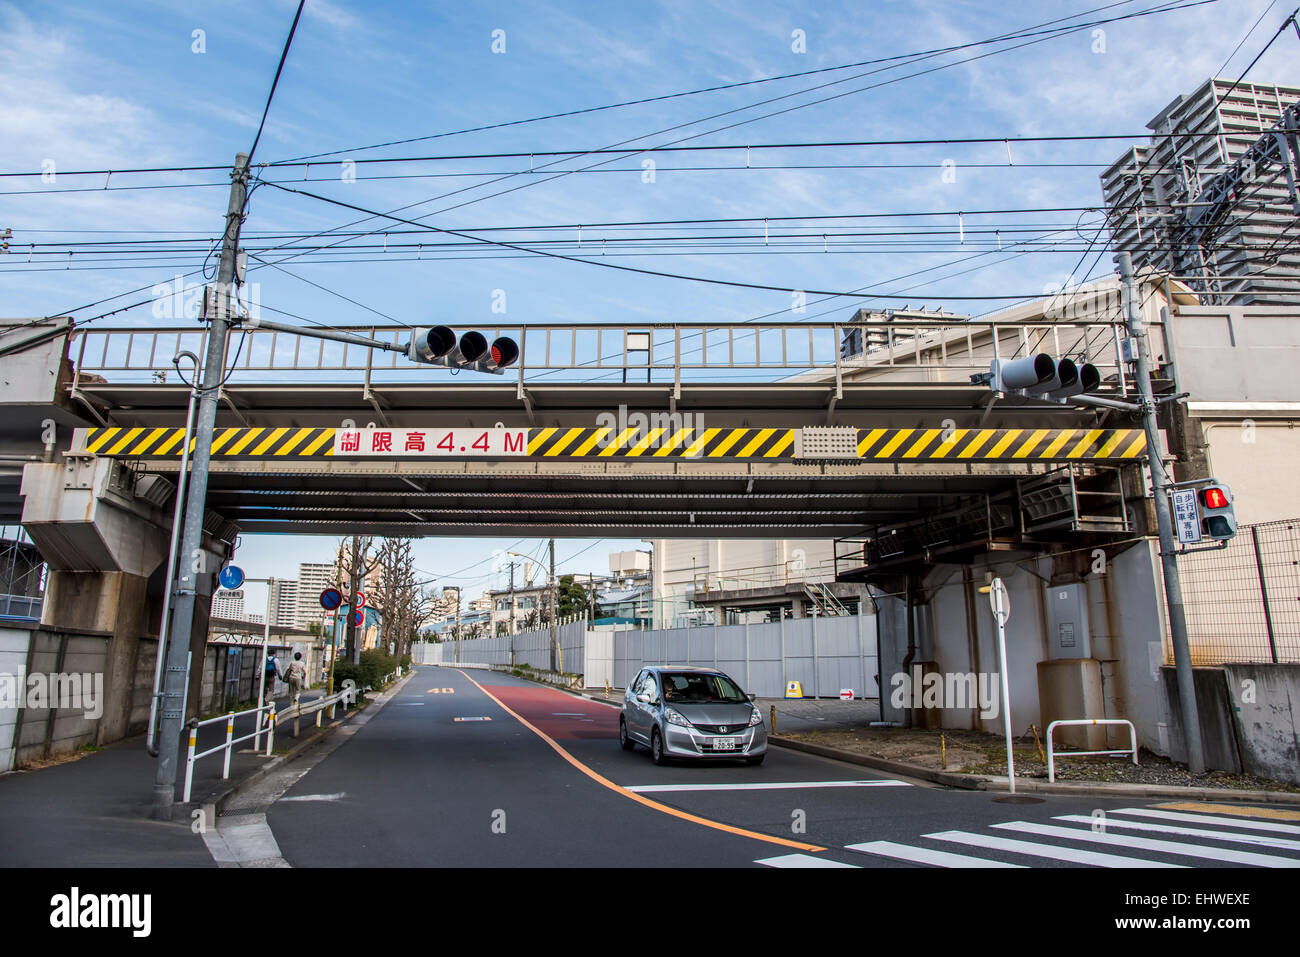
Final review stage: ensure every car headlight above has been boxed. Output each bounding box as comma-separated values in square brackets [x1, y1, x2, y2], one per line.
[665, 708, 693, 728]
[749, 708, 763, 726]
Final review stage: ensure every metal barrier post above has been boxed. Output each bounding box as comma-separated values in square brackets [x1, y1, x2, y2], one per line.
[221, 712, 234, 780]
[265, 705, 275, 756]
[182, 721, 198, 803]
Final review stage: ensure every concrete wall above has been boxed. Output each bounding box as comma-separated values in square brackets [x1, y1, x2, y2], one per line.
[418, 619, 587, 674]
[1224, 663, 1300, 785]
[0, 623, 34, 772]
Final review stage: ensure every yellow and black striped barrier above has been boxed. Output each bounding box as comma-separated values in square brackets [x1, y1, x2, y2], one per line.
[75, 425, 1146, 462]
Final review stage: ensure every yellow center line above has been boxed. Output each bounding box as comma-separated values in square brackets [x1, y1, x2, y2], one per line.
[682, 427, 720, 457]
[455, 669, 825, 854]
[528, 427, 557, 456]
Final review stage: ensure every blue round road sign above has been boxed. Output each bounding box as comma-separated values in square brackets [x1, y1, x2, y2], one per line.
[320, 587, 343, 611]
[352, 609, 364, 627]
[219, 565, 244, 590]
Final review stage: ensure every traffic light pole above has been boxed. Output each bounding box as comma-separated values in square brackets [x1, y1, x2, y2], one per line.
[152, 152, 250, 818]
[1119, 252, 1205, 776]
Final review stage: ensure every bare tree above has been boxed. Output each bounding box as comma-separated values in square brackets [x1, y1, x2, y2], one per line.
[335, 535, 380, 665]
[372, 538, 435, 662]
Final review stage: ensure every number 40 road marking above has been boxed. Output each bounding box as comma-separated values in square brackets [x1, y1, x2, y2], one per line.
[427, 688, 455, 694]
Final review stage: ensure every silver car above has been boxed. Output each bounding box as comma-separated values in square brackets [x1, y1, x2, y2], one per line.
[619, 666, 767, 765]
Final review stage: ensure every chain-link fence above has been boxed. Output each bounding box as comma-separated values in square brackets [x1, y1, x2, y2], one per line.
[1174, 518, 1300, 664]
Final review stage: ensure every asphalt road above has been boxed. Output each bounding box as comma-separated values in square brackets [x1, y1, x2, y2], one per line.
[263, 666, 1300, 869]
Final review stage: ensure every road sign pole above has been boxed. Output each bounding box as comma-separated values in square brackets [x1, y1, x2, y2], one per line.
[152, 152, 249, 819]
[1120, 252, 1205, 775]
[991, 579, 1016, 795]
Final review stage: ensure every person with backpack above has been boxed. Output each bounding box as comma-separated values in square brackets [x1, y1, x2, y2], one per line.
[263, 651, 282, 703]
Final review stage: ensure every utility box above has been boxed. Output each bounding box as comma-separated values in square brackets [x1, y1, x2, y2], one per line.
[1044, 582, 1091, 659]
[1037, 658, 1106, 751]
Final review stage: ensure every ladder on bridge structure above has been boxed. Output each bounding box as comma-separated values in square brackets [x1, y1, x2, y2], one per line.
[803, 582, 849, 617]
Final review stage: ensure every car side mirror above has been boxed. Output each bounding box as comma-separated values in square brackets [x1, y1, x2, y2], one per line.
[747, 693, 756, 702]
[637, 693, 650, 703]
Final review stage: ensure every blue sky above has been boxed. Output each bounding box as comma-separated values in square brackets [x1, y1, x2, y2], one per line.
[2, 0, 1295, 607]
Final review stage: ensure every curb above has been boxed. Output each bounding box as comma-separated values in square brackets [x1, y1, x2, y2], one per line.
[202, 671, 416, 817]
[768, 735, 1300, 804]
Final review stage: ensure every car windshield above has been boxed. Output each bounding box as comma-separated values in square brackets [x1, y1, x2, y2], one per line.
[660, 672, 747, 704]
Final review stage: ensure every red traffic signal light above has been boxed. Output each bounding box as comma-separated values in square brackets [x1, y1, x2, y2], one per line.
[1198, 483, 1237, 541]
[1201, 486, 1229, 510]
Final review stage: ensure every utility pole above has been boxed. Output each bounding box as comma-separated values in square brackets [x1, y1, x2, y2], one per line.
[508, 560, 517, 666]
[152, 152, 249, 819]
[548, 538, 557, 673]
[1120, 252, 1205, 775]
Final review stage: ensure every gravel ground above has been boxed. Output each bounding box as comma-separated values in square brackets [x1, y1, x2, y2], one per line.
[785, 726, 1300, 793]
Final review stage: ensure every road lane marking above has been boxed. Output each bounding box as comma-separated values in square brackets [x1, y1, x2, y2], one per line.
[1115, 808, 1300, 834]
[993, 821, 1299, 867]
[1053, 814, 1300, 852]
[756, 854, 858, 868]
[1152, 802, 1300, 822]
[625, 780, 910, 793]
[279, 793, 346, 803]
[454, 669, 825, 854]
[930, 830, 1184, 868]
[846, 841, 1025, 868]
[453, 716, 492, 722]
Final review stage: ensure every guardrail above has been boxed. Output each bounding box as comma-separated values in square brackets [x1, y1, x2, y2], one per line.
[181, 683, 357, 803]
[1045, 718, 1138, 783]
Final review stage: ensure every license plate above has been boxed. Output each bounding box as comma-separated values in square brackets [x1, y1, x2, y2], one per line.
[713, 738, 736, 751]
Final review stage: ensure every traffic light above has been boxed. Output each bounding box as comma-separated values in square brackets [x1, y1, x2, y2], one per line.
[407, 327, 519, 374]
[1198, 482, 1237, 540]
[981, 353, 1100, 400]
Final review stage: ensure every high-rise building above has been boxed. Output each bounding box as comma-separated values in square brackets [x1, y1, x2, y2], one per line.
[268, 578, 300, 629]
[211, 588, 245, 620]
[1101, 78, 1300, 305]
[295, 562, 337, 630]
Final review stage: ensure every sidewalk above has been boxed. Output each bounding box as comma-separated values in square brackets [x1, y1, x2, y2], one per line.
[0, 686, 356, 867]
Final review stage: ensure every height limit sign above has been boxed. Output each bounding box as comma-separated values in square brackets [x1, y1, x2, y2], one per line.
[1170, 488, 1202, 545]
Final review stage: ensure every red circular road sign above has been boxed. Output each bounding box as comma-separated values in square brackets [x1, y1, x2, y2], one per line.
[355, 591, 367, 608]
[352, 609, 364, 627]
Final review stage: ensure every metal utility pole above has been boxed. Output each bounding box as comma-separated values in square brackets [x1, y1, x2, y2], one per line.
[508, 560, 517, 666]
[152, 152, 250, 818]
[548, 538, 558, 673]
[1120, 252, 1205, 775]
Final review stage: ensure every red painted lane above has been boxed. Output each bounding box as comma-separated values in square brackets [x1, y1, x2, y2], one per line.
[486, 683, 619, 741]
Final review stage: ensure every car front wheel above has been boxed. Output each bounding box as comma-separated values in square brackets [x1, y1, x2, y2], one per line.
[619, 718, 635, 751]
[651, 728, 669, 766]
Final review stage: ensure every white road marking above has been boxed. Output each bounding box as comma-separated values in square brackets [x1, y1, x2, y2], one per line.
[453, 716, 492, 722]
[552, 712, 586, 716]
[929, 830, 1185, 868]
[993, 821, 1300, 867]
[756, 853, 859, 868]
[846, 841, 1025, 868]
[1113, 808, 1300, 835]
[1054, 814, 1300, 852]
[278, 793, 346, 803]
[626, 779, 910, 793]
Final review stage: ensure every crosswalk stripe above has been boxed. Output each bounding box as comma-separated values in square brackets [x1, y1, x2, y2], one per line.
[993, 821, 1300, 867]
[928, 829, 1184, 868]
[1113, 808, 1300, 835]
[756, 853, 858, 869]
[846, 841, 1025, 868]
[1054, 814, 1300, 852]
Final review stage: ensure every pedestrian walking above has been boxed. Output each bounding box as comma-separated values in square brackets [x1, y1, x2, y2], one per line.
[286, 651, 307, 702]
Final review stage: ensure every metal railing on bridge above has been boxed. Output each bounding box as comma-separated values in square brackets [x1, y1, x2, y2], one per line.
[67, 317, 1137, 394]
